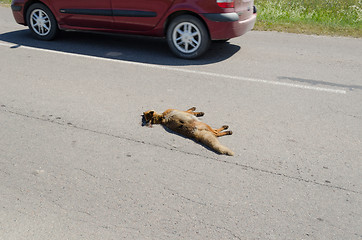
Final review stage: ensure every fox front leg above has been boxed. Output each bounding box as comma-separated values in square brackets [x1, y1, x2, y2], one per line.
[186, 107, 204, 117]
[215, 130, 233, 137]
[186, 107, 196, 112]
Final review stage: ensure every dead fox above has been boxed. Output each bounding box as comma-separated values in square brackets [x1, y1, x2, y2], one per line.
[143, 107, 234, 156]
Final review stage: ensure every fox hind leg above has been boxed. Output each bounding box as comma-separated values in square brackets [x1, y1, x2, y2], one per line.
[215, 130, 233, 137]
[215, 125, 229, 133]
[214, 125, 232, 137]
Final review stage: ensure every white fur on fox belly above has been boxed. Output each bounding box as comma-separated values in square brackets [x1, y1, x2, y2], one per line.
[163, 110, 199, 123]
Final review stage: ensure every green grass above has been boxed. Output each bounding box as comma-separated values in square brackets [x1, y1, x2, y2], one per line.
[0, 0, 11, 6]
[254, 0, 362, 37]
[0, 0, 11, 4]
[1, 0, 361, 37]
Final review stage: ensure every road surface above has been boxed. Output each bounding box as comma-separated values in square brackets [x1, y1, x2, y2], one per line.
[0, 6, 361, 240]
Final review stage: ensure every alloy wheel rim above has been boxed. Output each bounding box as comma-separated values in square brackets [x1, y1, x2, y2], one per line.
[30, 9, 51, 36]
[172, 22, 201, 54]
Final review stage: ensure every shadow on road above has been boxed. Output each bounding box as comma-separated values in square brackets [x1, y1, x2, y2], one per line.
[0, 29, 240, 66]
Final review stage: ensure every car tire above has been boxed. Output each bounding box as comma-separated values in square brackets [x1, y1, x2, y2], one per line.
[167, 15, 211, 59]
[213, 39, 230, 43]
[26, 3, 58, 41]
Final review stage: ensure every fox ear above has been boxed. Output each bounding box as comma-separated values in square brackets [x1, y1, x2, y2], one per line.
[143, 110, 154, 115]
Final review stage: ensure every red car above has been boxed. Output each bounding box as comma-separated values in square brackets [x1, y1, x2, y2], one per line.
[11, 0, 256, 59]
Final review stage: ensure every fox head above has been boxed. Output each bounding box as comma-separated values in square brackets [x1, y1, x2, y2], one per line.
[142, 110, 163, 126]
[143, 110, 155, 122]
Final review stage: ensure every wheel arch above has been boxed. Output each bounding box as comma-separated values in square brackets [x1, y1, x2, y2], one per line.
[163, 11, 210, 38]
[23, 0, 53, 26]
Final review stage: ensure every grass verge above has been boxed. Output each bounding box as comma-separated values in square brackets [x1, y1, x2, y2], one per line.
[254, 0, 362, 37]
[0, 0, 10, 4]
[0, 0, 10, 7]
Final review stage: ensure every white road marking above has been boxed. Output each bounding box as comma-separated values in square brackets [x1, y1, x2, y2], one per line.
[0, 41, 347, 94]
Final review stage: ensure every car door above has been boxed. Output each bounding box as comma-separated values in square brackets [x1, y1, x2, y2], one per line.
[52, 0, 113, 29]
[111, 0, 174, 31]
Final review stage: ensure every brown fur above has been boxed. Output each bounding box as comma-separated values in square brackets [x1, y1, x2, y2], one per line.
[143, 107, 234, 156]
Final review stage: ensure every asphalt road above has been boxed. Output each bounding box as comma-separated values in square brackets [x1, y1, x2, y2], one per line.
[1, 6, 361, 240]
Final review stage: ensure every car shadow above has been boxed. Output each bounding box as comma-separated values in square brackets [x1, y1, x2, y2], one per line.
[0, 29, 240, 66]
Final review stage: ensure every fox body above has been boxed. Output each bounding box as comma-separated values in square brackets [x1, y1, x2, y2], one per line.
[143, 107, 234, 156]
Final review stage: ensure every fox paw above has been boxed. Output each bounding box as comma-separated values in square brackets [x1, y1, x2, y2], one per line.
[222, 125, 229, 130]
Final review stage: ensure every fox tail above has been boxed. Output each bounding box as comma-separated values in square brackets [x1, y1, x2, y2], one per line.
[197, 131, 234, 156]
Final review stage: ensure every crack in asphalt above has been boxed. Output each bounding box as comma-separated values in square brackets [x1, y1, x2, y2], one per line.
[1, 105, 360, 195]
[210, 224, 242, 240]
[163, 186, 208, 207]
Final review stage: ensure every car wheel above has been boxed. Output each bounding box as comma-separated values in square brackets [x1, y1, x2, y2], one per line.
[167, 15, 211, 59]
[26, 3, 58, 40]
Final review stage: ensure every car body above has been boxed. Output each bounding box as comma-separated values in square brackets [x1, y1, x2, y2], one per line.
[11, 0, 256, 59]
